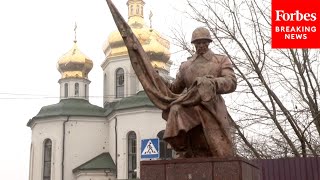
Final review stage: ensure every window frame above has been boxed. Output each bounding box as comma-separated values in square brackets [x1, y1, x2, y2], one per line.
[127, 131, 137, 179]
[64, 83, 68, 98]
[115, 68, 124, 98]
[74, 83, 79, 97]
[43, 139, 52, 180]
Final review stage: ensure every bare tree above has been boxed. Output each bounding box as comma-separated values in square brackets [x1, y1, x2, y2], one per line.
[170, 0, 320, 158]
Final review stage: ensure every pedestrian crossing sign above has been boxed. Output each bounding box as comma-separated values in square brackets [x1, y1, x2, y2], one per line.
[141, 138, 160, 159]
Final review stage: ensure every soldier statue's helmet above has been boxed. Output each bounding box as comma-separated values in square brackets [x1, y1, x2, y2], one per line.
[191, 27, 213, 43]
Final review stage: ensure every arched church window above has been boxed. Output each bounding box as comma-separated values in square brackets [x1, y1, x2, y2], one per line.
[157, 130, 173, 159]
[136, 5, 139, 14]
[130, 5, 134, 16]
[64, 83, 68, 98]
[128, 131, 137, 179]
[116, 68, 124, 98]
[75, 83, 79, 97]
[43, 139, 52, 180]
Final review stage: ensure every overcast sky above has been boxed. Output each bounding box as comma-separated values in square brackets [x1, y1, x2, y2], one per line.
[0, 0, 202, 179]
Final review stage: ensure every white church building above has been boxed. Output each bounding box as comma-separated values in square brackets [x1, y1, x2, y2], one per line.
[27, 0, 173, 179]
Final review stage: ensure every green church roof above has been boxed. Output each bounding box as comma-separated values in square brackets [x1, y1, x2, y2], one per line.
[28, 91, 158, 126]
[73, 152, 116, 173]
[104, 91, 156, 116]
[27, 98, 105, 126]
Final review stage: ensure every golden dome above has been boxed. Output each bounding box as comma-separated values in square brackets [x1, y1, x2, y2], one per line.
[104, 0, 171, 71]
[57, 41, 93, 79]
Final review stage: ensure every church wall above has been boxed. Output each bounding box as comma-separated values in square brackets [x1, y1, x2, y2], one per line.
[59, 78, 90, 100]
[28, 116, 109, 180]
[136, 76, 144, 93]
[29, 117, 65, 180]
[102, 57, 137, 103]
[107, 117, 117, 170]
[130, 65, 142, 94]
[107, 108, 166, 179]
[63, 116, 108, 180]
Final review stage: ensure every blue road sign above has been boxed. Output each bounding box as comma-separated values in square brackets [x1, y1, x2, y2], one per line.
[141, 138, 159, 159]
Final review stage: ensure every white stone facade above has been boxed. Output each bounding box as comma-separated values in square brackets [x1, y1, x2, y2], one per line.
[59, 78, 91, 100]
[101, 55, 143, 105]
[106, 108, 166, 179]
[28, 116, 109, 180]
[29, 106, 167, 180]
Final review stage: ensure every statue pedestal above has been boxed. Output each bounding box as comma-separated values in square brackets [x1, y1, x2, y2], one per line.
[140, 157, 261, 180]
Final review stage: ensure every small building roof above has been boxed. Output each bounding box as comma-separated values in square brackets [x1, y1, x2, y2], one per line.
[73, 152, 116, 173]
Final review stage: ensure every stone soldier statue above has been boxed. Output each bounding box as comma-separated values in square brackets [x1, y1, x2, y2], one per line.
[162, 27, 237, 158]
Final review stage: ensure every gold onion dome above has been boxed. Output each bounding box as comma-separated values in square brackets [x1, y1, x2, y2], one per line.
[103, 0, 171, 71]
[57, 41, 93, 79]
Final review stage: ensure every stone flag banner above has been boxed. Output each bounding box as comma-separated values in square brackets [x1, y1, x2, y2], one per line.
[272, 0, 320, 48]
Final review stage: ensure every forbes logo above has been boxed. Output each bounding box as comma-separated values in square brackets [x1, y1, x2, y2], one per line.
[275, 10, 317, 21]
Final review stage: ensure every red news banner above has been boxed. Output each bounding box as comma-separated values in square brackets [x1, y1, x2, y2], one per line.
[272, 0, 320, 48]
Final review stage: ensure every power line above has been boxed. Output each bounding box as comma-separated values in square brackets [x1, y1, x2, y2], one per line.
[0, 93, 50, 96]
